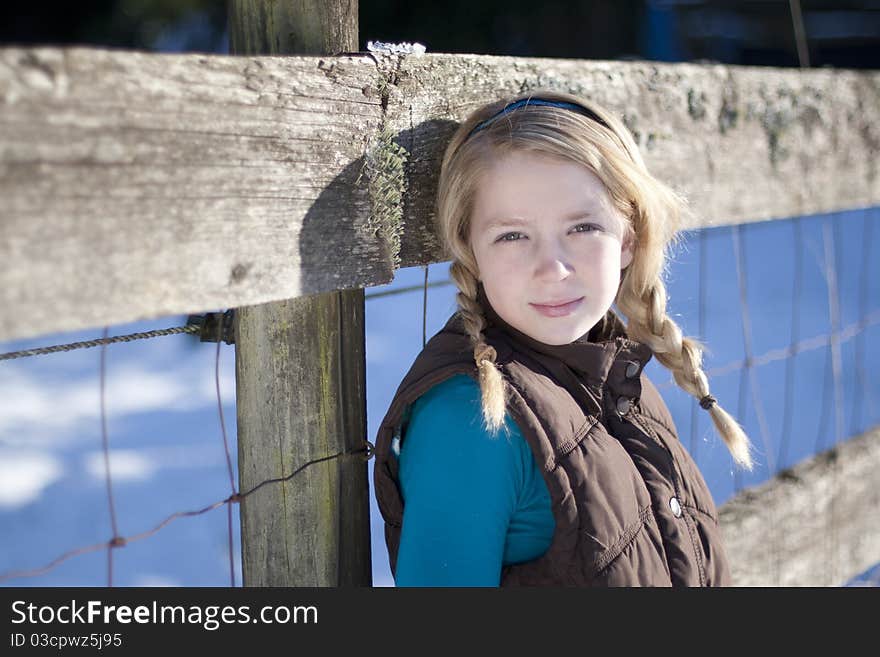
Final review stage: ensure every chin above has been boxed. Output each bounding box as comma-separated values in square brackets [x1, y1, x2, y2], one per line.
[547, 321, 597, 345]
[539, 336, 573, 346]
[536, 328, 584, 346]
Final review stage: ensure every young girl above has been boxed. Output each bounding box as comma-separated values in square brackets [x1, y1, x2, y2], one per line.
[373, 90, 754, 587]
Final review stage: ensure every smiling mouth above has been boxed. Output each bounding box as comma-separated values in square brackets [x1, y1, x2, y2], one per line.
[529, 297, 585, 317]
[532, 298, 582, 307]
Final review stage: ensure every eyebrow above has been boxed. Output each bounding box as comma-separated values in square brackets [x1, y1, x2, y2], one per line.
[482, 210, 594, 232]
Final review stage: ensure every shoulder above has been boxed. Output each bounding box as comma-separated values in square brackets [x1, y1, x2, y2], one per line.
[405, 373, 508, 450]
[412, 373, 481, 418]
[394, 316, 477, 391]
[399, 374, 531, 492]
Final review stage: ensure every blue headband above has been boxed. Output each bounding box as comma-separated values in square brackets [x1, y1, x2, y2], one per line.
[465, 97, 610, 140]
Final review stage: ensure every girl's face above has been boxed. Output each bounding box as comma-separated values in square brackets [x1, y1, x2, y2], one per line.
[469, 149, 633, 346]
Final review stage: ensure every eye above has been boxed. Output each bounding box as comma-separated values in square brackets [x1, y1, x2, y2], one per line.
[495, 231, 525, 243]
[571, 223, 600, 234]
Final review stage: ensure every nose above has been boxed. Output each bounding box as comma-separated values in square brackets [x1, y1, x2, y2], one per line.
[533, 239, 573, 282]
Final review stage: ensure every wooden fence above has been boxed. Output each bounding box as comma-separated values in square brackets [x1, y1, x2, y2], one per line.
[1, 0, 878, 585]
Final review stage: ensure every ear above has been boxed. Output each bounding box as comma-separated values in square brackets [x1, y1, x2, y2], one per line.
[620, 234, 634, 270]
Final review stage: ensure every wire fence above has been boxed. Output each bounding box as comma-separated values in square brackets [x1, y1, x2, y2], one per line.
[0, 206, 877, 586]
[3, 0, 877, 587]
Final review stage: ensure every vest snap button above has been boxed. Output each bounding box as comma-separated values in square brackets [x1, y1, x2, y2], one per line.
[625, 361, 640, 378]
[616, 397, 632, 415]
[669, 496, 682, 518]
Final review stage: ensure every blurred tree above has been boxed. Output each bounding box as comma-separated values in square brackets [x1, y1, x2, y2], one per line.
[0, 0, 227, 52]
[1, 2, 877, 66]
[358, 0, 645, 59]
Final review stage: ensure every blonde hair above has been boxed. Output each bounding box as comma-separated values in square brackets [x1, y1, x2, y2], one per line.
[435, 89, 754, 470]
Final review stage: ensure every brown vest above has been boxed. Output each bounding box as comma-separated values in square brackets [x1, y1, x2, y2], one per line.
[373, 290, 731, 587]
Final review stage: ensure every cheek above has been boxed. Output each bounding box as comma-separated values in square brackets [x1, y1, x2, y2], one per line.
[590, 240, 623, 270]
[477, 253, 521, 309]
[474, 244, 516, 282]
[577, 242, 624, 290]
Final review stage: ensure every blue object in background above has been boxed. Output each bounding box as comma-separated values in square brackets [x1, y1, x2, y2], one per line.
[642, 0, 686, 62]
[0, 209, 878, 587]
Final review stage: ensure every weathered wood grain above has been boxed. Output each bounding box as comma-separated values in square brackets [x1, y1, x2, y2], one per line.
[719, 425, 880, 586]
[1, 47, 877, 341]
[230, 0, 371, 588]
[235, 291, 370, 587]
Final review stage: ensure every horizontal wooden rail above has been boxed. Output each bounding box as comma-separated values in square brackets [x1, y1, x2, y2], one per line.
[1, 46, 878, 341]
[719, 424, 880, 586]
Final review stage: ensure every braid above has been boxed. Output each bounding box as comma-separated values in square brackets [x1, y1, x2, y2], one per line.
[449, 261, 508, 434]
[617, 278, 754, 470]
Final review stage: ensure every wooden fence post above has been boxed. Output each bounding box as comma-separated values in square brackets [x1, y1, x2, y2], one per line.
[229, 0, 371, 586]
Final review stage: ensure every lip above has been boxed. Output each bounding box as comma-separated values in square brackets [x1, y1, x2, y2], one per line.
[529, 297, 584, 318]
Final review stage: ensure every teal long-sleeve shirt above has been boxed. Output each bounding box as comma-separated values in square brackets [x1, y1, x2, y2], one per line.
[393, 374, 555, 586]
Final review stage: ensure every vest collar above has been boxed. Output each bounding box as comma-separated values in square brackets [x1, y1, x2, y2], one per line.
[475, 283, 653, 392]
